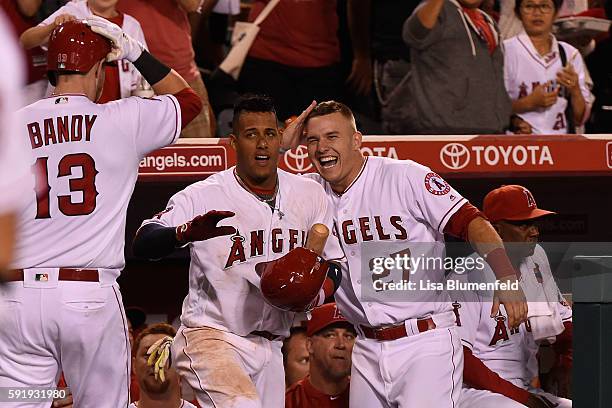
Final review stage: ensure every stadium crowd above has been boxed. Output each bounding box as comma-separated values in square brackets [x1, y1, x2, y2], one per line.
[3, 0, 612, 136]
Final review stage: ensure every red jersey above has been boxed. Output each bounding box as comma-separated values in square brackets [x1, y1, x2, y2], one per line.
[248, 0, 340, 68]
[285, 376, 349, 408]
[0, 0, 46, 84]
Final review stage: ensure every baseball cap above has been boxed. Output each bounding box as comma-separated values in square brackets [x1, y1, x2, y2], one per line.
[483, 185, 555, 223]
[306, 303, 352, 337]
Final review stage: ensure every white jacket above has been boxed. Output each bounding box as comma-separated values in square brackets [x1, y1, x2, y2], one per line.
[41, 0, 149, 98]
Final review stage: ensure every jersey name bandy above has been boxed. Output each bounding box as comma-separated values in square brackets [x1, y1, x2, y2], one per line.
[27, 114, 97, 148]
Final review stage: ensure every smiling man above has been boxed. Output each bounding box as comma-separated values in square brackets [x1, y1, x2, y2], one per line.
[133, 94, 344, 408]
[282, 100, 528, 407]
[286, 303, 356, 408]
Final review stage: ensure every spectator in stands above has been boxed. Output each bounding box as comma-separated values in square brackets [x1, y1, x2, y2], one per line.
[239, 0, 371, 122]
[403, 0, 511, 134]
[1, 0, 47, 106]
[193, 0, 240, 70]
[504, 0, 594, 134]
[20, 0, 150, 103]
[282, 327, 310, 388]
[118, 0, 214, 138]
[586, 0, 612, 132]
[285, 303, 356, 408]
[371, 0, 420, 134]
[130, 323, 197, 408]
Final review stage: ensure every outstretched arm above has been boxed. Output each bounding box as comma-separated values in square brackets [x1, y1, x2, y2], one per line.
[133, 211, 236, 260]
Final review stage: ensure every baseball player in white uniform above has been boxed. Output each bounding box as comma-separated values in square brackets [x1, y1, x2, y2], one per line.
[451, 185, 572, 408]
[133, 94, 344, 408]
[0, 9, 31, 283]
[280, 101, 528, 407]
[504, 0, 594, 134]
[0, 18, 202, 407]
[20, 0, 150, 99]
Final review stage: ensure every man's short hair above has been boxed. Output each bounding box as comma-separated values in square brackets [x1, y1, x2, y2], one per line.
[281, 326, 307, 366]
[515, 0, 564, 15]
[305, 101, 357, 131]
[133, 323, 176, 354]
[232, 94, 277, 134]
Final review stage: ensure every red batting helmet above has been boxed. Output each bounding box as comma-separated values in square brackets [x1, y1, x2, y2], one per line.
[256, 247, 332, 312]
[47, 20, 112, 86]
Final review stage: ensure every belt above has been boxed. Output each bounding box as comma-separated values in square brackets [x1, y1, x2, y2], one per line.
[6, 268, 99, 282]
[360, 318, 436, 341]
[250, 330, 282, 341]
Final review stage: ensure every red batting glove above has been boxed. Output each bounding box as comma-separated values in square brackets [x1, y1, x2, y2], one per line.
[176, 210, 236, 244]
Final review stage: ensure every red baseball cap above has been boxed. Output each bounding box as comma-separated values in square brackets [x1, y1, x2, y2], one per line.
[483, 185, 555, 223]
[306, 303, 352, 337]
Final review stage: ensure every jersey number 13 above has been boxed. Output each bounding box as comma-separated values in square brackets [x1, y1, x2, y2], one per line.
[32, 153, 99, 219]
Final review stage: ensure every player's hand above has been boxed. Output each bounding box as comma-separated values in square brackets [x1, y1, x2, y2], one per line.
[176, 210, 236, 244]
[86, 15, 144, 62]
[346, 55, 373, 96]
[491, 276, 527, 329]
[53, 14, 76, 27]
[529, 83, 558, 109]
[280, 101, 317, 151]
[52, 391, 73, 408]
[556, 64, 579, 94]
[146, 335, 173, 382]
[511, 116, 533, 134]
[525, 393, 558, 408]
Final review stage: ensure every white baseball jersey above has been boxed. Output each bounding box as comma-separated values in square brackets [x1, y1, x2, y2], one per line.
[450, 245, 572, 386]
[13, 93, 182, 283]
[142, 168, 344, 337]
[40, 0, 149, 98]
[128, 400, 197, 408]
[504, 31, 594, 134]
[307, 156, 467, 327]
[0, 10, 31, 215]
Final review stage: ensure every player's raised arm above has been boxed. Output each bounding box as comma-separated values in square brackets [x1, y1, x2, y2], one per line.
[20, 13, 76, 49]
[85, 16, 202, 127]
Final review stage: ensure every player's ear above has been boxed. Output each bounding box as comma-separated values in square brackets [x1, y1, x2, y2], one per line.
[305, 336, 314, 354]
[229, 133, 237, 150]
[352, 131, 363, 151]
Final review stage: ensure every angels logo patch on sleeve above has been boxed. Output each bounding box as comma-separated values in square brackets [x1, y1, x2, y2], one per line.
[424, 172, 450, 196]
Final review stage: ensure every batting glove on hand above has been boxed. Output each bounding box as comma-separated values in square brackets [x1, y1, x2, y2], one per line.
[86, 15, 144, 62]
[146, 336, 173, 382]
[176, 210, 236, 244]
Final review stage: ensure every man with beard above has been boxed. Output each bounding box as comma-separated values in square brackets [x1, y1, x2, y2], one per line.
[129, 324, 197, 408]
[286, 303, 356, 407]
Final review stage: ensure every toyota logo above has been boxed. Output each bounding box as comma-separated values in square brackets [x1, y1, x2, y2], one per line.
[440, 143, 470, 170]
[284, 145, 313, 173]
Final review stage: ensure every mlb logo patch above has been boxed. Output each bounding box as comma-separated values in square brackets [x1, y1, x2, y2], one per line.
[55, 97, 69, 104]
[35, 273, 49, 282]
